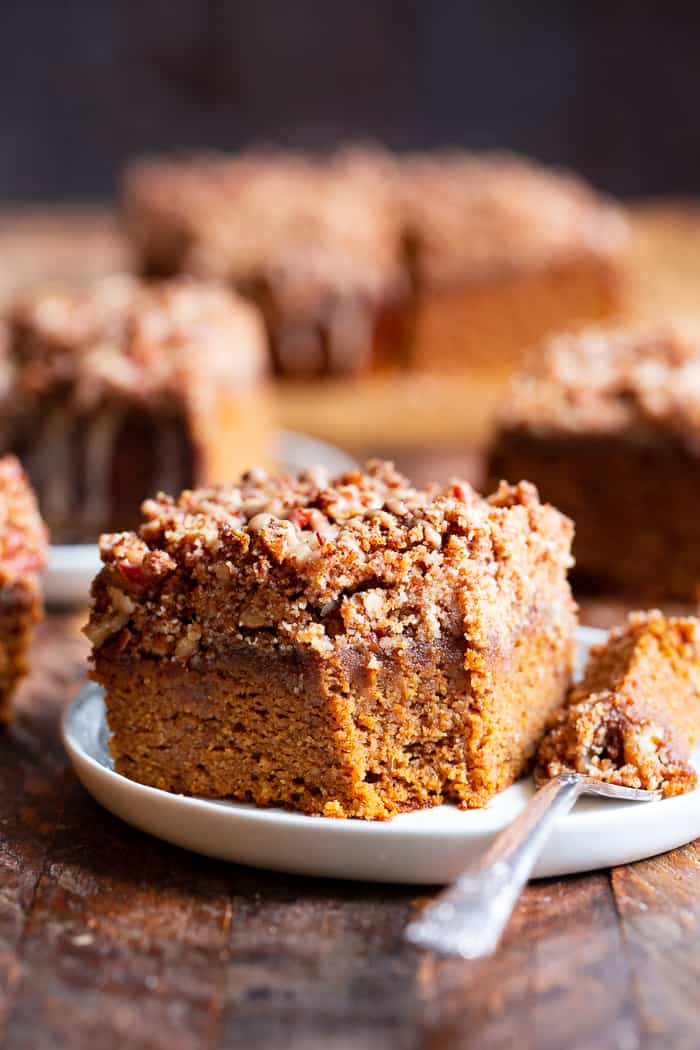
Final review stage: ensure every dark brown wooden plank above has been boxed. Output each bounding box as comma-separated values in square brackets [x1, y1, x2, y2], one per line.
[1, 617, 421, 1050]
[414, 892, 536, 1050]
[221, 870, 420, 1050]
[415, 873, 638, 1050]
[529, 875, 639, 1050]
[2, 786, 235, 1050]
[0, 616, 86, 1038]
[612, 843, 700, 1050]
[0, 615, 232, 1050]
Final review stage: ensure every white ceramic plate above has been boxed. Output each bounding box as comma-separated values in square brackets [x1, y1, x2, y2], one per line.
[43, 430, 356, 606]
[62, 626, 700, 884]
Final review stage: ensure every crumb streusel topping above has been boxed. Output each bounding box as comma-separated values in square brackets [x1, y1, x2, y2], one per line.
[123, 150, 407, 305]
[86, 461, 575, 663]
[499, 322, 700, 437]
[124, 147, 626, 298]
[399, 151, 627, 284]
[3, 274, 266, 410]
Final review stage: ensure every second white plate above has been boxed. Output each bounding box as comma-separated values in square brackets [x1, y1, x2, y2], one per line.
[62, 627, 700, 884]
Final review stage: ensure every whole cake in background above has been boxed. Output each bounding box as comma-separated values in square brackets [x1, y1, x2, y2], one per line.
[488, 321, 700, 599]
[0, 455, 47, 723]
[0, 274, 270, 542]
[85, 460, 577, 819]
[537, 611, 700, 797]
[123, 148, 410, 378]
[122, 146, 628, 378]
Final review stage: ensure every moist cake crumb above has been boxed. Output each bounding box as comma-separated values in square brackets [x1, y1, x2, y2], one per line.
[536, 611, 700, 796]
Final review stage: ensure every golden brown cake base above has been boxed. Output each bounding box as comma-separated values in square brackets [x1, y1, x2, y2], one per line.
[99, 611, 572, 819]
[489, 431, 700, 600]
[536, 611, 700, 797]
[0, 455, 47, 724]
[187, 387, 272, 493]
[412, 259, 623, 370]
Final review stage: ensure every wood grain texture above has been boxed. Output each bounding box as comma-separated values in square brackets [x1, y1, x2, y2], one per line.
[416, 875, 639, 1050]
[0, 611, 698, 1049]
[0, 617, 86, 1038]
[612, 843, 700, 1050]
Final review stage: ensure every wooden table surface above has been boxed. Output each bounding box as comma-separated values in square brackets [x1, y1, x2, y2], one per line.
[0, 600, 697, 1050]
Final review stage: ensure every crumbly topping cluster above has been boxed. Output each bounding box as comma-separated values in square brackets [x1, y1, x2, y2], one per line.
[572, 610, 700, 709]
[604, 609, 700, 652]
[398, 151, 627, 284]
[499, 322, 700, 436]
[99, 461, 562, 593]
[124, 146, 626, 299]
[86, 461, 575, 663]
[0, 455, 48, 583]
[124, 149, 407, 305]
[3, 274, 266, 410]
[536, 692, 697, 796]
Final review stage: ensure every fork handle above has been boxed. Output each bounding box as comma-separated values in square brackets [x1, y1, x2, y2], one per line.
[405, 775, 582, 959]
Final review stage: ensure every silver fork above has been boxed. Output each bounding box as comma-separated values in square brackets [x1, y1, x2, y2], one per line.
[404, 773, 662, 959]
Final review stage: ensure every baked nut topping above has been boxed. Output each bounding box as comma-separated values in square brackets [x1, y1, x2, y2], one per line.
[498, 322, 700, 438]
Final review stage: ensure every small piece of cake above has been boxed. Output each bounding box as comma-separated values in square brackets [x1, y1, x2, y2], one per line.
[488, 322, 700, 597]
[536, 611, 700, 797]
[85, 462, 577, 819]
[0, 274, 270, 541]
[0, 455, 47, 722]
[122, 149, 410, 378]
[400, 152, 628, 370]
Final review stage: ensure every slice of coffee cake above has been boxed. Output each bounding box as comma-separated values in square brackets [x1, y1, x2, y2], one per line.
[489, 322, 700, 598]
[0, 274, 269, 541]
[0, 455, 47, 723]
[86, 461, 577, 819]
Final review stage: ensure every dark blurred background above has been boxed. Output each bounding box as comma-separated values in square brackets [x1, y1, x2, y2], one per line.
[1, 0, 699, 202]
